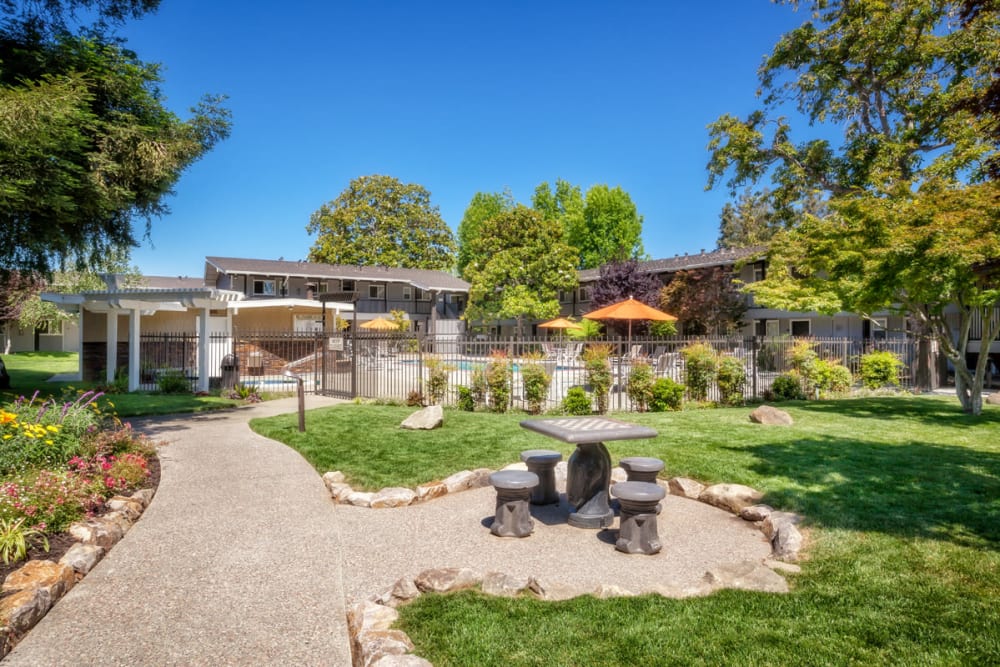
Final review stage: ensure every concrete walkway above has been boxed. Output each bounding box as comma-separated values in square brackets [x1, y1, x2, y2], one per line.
[4, 396, 352, 667]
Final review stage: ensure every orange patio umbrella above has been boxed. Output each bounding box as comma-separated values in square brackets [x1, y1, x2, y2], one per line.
[537, 317, 582, 331]
[582, 296, 677, 348]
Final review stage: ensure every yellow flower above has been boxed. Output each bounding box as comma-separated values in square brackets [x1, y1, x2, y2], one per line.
[45, 439, 54, 445]
[46, 425, 59, 432]
[0, 411, 16, 425]
[2, 435, 11, 440]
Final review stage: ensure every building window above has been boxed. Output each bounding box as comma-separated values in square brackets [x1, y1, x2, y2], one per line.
[578, 287, 592, 302]
[559, 290, 572, 303]
[416, 289, 432, 301]
[318, 282, 328, 294]
[402, 286, 413, 300]
[368, 284, 384, 299]
[756, 319, 780, 337]
[872, 317, 887, 340]
[791, 319, 811, 337]
[753, 261, 766, 283]
[253, 279, 275, 296]
[341, 279, 355, 292]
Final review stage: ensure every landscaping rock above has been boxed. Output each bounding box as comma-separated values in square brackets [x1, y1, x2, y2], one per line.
[387, 577, 421, 606]
[481, 572, 530, 598]
[323, 471, 347, 493]
[400, 405, 443, 430]
[594, 584, 635, 598]
[740, 504, 775, 522]
[527, 577, 589, 601]
[414, 481, 447, 503]
[59, 544, 105, 576]
[0, 587, 52, 635]
[413, 567, 481, 593]
[370, 487, 417, 509]
[698, 483, 764, 513]
[347, 600, 399, 636]
[763, 512, 805, 561]
[749, 405, 794, 425]
[667, 477, 705, 499]
[357, 629, 414, 667]
[327, 482, 352, 501]
[703, 561, 789, 594]
[371, 655, 432, 667]
[764, 558, 802, 574]
[130, 488, 155, 508]
[442, 470, 476, 493]
[2, 560, 75, 600]
[469, 468, 493, 489]
[101, 510, 133, 534]
[346, 491, 375, 508]
[69, 518, 124, 549]
[500, 462, 528, 471]
[107, 496, 145, 521]
[610, 467, 628, 484]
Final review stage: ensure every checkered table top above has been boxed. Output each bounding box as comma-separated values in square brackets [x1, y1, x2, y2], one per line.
[519, 417, 658, 444]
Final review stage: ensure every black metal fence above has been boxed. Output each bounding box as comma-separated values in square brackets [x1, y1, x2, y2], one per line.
[138, 331, 915, 409]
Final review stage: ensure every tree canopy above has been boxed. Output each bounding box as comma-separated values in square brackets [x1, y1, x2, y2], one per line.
[707, 0, 1000, 413]
[463, 205, 578, 336]
[0, 0, 231, 274]
[659, 266, 748, 336]
[306, 175, 457, 271]
[533, 180, 645, 269]
[456, 189, 514, 280]
[590, 259, 663, 337]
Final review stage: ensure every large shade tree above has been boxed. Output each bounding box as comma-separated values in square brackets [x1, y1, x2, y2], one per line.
[307, 175, 456, 271]
[464, 205, 578, 337]
[0, 0, 231, 274]
[456, 189, 514, 280]
[659, 267, 748, 335]
[707, 0, 1000, 413]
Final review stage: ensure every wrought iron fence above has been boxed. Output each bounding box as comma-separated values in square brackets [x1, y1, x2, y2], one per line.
[139, 331, 914, 409]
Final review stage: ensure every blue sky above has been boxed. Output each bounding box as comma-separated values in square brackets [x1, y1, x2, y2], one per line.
[120, 1, 806, 278]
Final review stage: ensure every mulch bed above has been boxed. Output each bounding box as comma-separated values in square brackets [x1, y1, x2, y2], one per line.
[0, 452, 161, 585]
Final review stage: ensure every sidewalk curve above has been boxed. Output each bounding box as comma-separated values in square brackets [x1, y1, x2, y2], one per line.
[4, 396, 351, 667]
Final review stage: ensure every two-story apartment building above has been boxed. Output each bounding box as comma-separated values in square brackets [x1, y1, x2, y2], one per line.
[566, 247, 908, 340]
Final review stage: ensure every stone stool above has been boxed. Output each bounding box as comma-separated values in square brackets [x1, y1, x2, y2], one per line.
[489, 470, 539, 538]
[520, 449, 562, 505]
[619, 456, 664, 483]
[610, 481, 666, 555]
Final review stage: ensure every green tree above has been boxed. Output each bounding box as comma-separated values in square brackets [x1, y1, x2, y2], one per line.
[576, 185, 645, 268]
[1, 2, 231, 274]
[717, 189, 776, 249]
[307, 175, 456, 271]
[706, 0, 1000, 414]
[456, 189, 514, 280]
[464, 205, 578, 337]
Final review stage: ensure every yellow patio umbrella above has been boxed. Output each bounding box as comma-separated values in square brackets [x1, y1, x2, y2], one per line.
[360, 316, 399, 331]
[537, 317, 582, 332]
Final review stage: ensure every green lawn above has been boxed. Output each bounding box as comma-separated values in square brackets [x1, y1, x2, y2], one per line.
[252, 397, 1000, 666]
[1, 351, 240, 416]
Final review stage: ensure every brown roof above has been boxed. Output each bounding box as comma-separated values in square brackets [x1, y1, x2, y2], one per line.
[577, 246, 765, 282]
[204, 257, 469, 292]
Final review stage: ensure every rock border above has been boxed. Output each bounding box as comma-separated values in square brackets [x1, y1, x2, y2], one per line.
[330, 466, 807, 666]
[0, 487, 155, 658]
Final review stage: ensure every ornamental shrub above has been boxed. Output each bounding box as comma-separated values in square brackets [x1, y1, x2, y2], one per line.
[770, 372, 807, 401]
[716, 356, 746, 406]
[561, 387, 592, 415]
[520, 359, 551, 415]
[484, 352, 512, 413]
[456, 386, 475, 412]
[470, 368, 488, 410]
[649, 378, 684, 412]
[583, 345, 613, 414]
[859, 350, 903, 389]
[787, 340, 820, 393]
[681, 342, 718, 401]
[814, 359, 853, 394]
[423, 356, 452, 405]
[626, 360, 655, 412]
[157, 369, 190, 394]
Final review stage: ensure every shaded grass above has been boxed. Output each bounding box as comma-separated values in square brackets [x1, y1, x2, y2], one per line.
[252, 397, 1000, 665]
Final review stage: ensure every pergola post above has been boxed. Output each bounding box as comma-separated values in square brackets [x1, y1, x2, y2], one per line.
[106, 311, 118, 384]
[197, 307, 210, 392]
[128, 309, 141, 391]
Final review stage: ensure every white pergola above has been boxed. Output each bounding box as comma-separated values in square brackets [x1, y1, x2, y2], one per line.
[42, 288, 353, 392]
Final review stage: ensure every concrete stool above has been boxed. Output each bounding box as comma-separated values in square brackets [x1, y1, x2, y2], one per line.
[610, 481, 666, 555]
[619, 456, 664, 483]
[489, 470, 539, 538]
[520, 449, 562, 505]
